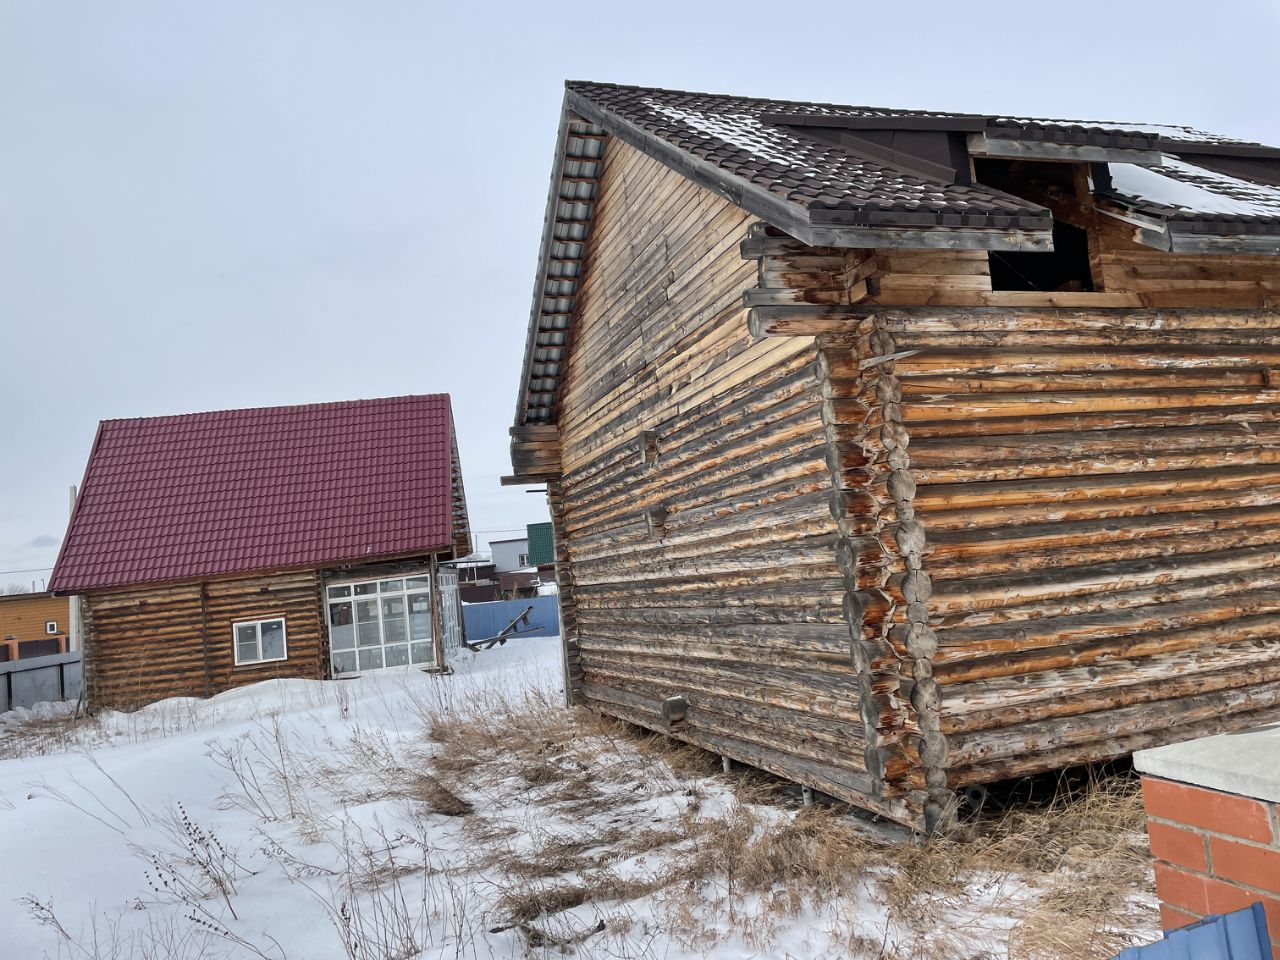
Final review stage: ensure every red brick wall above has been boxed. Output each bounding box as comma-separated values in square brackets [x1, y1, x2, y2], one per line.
[1142, 775, 1280, 958]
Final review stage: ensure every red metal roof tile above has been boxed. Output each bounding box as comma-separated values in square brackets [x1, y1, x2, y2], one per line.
[50, 394, 459, 593]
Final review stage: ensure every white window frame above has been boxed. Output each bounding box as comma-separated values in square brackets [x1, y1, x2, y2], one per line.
[232, 616, 289, 666]
[324, 571, 433, 675]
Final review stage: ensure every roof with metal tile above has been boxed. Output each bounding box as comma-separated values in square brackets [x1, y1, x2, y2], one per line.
[512, 82, 1280, 430]
[49, 394, 459, 593]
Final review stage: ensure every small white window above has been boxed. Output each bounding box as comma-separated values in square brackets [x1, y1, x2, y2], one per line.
[45, 621, 58, 635]
[232, 617, 288, 666]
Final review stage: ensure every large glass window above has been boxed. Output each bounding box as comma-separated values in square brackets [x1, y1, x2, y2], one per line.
[326, 574, 433, 675]
[233, 618, 288, 666]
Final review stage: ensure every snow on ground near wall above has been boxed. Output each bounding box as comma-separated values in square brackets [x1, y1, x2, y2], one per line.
[0, 635, 1157, 960]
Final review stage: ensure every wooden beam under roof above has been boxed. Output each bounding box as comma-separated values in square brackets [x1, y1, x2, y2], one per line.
[968, 133, 1164, 166]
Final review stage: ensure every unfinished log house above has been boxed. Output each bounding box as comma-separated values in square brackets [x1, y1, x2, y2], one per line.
[506, 82, 1280, 831]
[49, 395, 471, 709]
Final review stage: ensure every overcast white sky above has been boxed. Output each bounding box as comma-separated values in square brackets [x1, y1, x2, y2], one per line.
[2, 0, 1279, 587]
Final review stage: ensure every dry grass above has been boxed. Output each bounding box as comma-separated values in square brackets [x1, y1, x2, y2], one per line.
[404, 679, 1157, 960]
[405, 772, 473, 817]
[10, 669, 1153, 960]
[0, 710, 90, 760]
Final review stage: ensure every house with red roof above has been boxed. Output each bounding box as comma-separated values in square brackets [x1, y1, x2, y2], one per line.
[49, 394, 472, 709]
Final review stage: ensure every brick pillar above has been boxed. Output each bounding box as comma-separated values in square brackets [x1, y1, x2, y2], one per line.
[1136, 729, 1280, 960]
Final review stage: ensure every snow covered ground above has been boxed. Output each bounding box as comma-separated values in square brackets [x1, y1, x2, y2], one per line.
[0, 635, 1157, 960]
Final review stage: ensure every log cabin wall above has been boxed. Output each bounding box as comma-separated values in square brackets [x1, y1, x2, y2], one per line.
[796, 232, 1280, 825]
[552, 138, 919, 818]
[746, 216, 1280, 828]
[83, 569, 325, 710]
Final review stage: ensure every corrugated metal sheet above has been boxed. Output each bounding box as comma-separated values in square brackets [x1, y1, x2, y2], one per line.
[1115, 903, 1272, 960]
[462, 596, 559, 643]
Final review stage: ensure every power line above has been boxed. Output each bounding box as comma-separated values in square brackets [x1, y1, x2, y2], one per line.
[0, 566, 54, 576]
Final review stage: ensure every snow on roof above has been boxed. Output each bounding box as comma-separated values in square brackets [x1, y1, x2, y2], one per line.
[1107, 157, 1280, 220]
[643, 98, 811, 170]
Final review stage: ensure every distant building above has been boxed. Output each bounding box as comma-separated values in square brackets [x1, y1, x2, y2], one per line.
[489, 537, 529, 574]
[50, 394, 472, 709]
[0, 591, 76, 662]
[451, 554, 501, 603]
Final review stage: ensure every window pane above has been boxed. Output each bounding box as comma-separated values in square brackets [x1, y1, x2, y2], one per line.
[235, 624, 258, 645]
[408, 593, 431, 641]
[357, 621, 381, 647]
[384, 644, 410, 667]
[409, 613, 431, 641]
[332, 650, 358, 675]
[379, 579, 404, 593]
[327, 585, 352, 599]
[260, 620, 286, 661]
[329, 602, 355, 650]
[381, 596, 405, 619]
[237, 638, 259, 664]
[405, 577, 430, 589]
[356, 599, 380, 623]
[358, 647, 383, 671]
[410, 642, 431, 664]
[354, 582, 378, 596]
[383, 618, 407, 644]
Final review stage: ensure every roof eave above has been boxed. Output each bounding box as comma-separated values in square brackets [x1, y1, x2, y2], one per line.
[51, 543, 459, 596]
[513, 105, 575, 430]
[1096, 199, 1280, 255]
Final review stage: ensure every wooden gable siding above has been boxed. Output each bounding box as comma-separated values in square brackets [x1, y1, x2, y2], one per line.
[450, 429, 473, 558]
[83, 570, 326, 710]
[551, 139, 908, 814]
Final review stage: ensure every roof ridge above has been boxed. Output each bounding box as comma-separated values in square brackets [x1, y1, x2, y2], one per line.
[564, 81, 1261, 148]
[564, 79, 936, 118]
[98, 392, 450, 427]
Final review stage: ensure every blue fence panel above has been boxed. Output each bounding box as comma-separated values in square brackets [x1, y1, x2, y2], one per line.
[462, 595, 560, 643]
[1114, 903, 1271, 960]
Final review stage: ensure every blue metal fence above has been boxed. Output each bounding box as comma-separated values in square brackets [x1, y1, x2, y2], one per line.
[461, 595, 560, 643]
[1114, 903, 1272, 960]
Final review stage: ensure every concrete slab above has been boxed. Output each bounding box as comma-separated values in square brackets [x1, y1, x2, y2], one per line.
[1134, 724, 1280, 803]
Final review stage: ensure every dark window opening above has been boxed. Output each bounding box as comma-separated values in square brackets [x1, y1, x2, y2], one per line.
[989, 221, 1094, 292]
[973, 157, 1096, 293]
